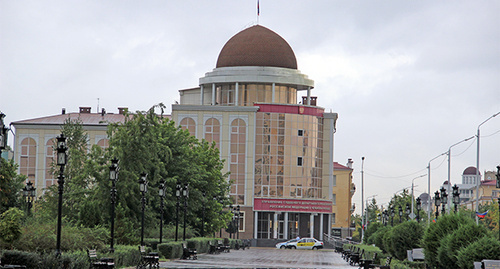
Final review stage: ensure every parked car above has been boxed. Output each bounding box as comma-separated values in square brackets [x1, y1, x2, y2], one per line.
[286, 238, 324, 250]
[275, 238, 299, 249]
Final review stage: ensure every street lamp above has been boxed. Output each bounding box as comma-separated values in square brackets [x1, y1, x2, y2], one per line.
[182, 183, 189, 241]
[390, 206, 395, 226]
[416, 197, 422, 223]
[201, 191, 206, 237]
[159, 179, 165, 244]
[138, 172, 148, 246]
[55, 133, 67, 257]
[447, 136, 474, 211]
[405, 203, 410, 221]
[434, 191, 441, 219]
[440, 186, 448, 215]
[22, 181, 36, 215]
[398, 205, 403, 223]
[109, 158, 119, 253]
[475, 112, 500, 224]
[452, 184, 460, 212]
[0, 113, 8, 151]
[175, 183, 181, 241]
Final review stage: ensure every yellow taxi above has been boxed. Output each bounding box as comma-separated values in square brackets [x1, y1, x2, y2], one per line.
[285, 238, 324, 250]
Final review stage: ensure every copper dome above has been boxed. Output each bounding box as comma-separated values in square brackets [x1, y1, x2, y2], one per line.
[216, 25, 298, 69]
[463, 166, 479, 175]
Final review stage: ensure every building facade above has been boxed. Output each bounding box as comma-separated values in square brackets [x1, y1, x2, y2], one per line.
[171, 25, 340, 240]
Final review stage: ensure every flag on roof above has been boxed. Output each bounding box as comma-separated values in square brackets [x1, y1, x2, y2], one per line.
[476, 211, 488, 219]
[257, 0, 260, 16]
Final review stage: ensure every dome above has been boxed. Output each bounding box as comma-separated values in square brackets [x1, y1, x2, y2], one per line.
[463, 166, 480, 175]
[216, 25, 298, 69]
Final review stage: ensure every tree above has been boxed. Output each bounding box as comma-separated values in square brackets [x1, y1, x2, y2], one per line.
[0, 207, 24, 247]
[388, 221, 424, 260]
[456, 236, 500, 269]
[0, 158, 25, 214]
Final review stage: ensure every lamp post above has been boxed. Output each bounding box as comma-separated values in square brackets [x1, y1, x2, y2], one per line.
[236, 205, 240, 239]
[201, 191, 206, 237]
[55, 133, 68, 257]
[496, 166, 500, 241]
[383, 210, 388, 226]
[158, 179, 165, 244]
[434, 191, 441, 219]
[182, 183, 189, 241]
[109, 158, 119, 253]
[452, 184, 460, 212]
[0, 113, 8, 151]
[447, 136, 474, 211]
[440, 186, 448, 215]
[138, 172, 148, 246]
[22, 181, 36, 215]
[398, 205, 403, 223]
[361, 157, 365, 243]
[427, 153, 446, 224]
[475, 112, 500, 224]
[411, 174, 427, 220]
[416, 197, 422, 223]
[175, 183, 181, 241]
[405, 203, 410, 221]
[390, 206, 394, 226]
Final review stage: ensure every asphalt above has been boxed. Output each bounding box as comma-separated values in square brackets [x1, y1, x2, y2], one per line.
[156, 247, 356, 269]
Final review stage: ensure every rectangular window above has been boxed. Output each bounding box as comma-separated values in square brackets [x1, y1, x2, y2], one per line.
[332, 213, 336, 224]
[297, 157, 303, 166]
[332, 193, 336, 205]
[333, 175, 337, 186]
[298, 129, 303, 136]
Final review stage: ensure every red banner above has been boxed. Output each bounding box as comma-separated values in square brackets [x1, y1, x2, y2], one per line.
[254, 198, 332, 213]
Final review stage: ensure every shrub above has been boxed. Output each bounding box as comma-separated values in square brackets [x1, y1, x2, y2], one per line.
[436, 234, 455, 269]
[382, 228, 394, 256]
[371, 226, 390, 252]
[456, 236, 500, 269]
[422, 212, 473, 268]
[1, 250, 41, 268]
[388, 221, 424, 260]
[438, 222, 488, 268]
[0, 207, 24, 246]
[111, 245, 142, 267]
[158, 242, 183, 259]
[365, 222, 383, 244]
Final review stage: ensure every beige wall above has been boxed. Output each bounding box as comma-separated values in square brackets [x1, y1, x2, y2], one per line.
[332, 167, 353, 229]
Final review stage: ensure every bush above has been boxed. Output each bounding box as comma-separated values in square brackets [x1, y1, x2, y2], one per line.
[0, 207, 24, 246]
[158, 242, 183, 259]
[371, 226, 390, 252]
[382, 228, 394, 256]
[456, 236, 500, 269]
[111, 245, 142, 267]
[365, 222, 383, 244]
[1, 250, 41, 268]
[388, 221, 424, 260]
[422, 212, 473, 268]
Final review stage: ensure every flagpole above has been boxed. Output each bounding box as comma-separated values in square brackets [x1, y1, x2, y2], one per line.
[257, 0, 260, 24]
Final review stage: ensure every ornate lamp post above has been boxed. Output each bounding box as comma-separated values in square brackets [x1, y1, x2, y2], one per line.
[0, 113, 8, 151]
[383, 210, 388, 226]
[236, 205, 240, 239]
[55, 133, 68, 256]
[22, 181, 36, 215]
[201, 191, 206, 237]
[175, 183, 181, 241]
[109, 158, 119, 253]
[434, 191, 441, 219]
[440, 186, 448, 215]
[182, 183, 189, 241]
[390, 206, 395, 226]
[398, 205, 403, 223]
[452, 184, 460, 212]
[138, 172, 148, 246]
[405, 203, 411, 221]
[416, 197, 422, 223]
[159, 179, 165, 244]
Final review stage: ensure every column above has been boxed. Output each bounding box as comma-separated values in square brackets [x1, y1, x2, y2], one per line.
[310, 214, 314, 238]
[211, 83, 216, 105]
[319, 214, 324, 241]
[235, 82, 239, 106]
[272, 83, 275, 103]
[284, 212, 289, 239]
[273, 213, 278, 239]
[306, 87, 311, 105]
[200, 85, 204, 105]
[254, 211, 258, 239]
[328, 213, 332, 238]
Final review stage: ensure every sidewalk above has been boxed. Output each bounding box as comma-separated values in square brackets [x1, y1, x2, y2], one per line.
[156, 247, 355, 268]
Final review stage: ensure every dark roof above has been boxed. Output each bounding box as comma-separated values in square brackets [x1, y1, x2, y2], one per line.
[463, 166, 480, 175]
[216, 25, 297, 69]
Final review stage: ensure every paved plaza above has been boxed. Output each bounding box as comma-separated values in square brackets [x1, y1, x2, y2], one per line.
[157, 247, 355, 269]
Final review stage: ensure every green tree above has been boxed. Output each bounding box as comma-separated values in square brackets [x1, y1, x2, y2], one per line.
[456, 236, 500, 269]
[0, 207, 24, 247]
[387, 189, 412, 224]
[437, 223, 488, 268]
[388, 221, 424, 260]
[0, 158, 25, 214]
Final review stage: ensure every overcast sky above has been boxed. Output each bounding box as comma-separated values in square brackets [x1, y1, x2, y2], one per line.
[1, 0, 499, 212]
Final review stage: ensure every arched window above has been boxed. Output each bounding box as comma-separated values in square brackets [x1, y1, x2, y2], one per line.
[45, 138, 55, 188]
[204, 118, 220, 149]
[97, 138, 109, 149]
[230, 118, 246, 204]
[20, 137, 37, 182]
[180, 117, 196, 137]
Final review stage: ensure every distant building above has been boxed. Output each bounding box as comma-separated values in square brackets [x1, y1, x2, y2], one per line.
[331, 160, 355, 238]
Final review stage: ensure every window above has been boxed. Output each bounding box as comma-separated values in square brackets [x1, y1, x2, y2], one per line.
[298, 129, 303, 136]
[297, 157, 303, 166]
[332, 213, 336, 224]
[180, 117, 196, 136]
[333, 175, 337, 186]
[332, 194, 336, 205]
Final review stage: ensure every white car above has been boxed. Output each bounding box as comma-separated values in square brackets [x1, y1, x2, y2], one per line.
[275, 239, 298, 249]
[286, 238, 324, 250]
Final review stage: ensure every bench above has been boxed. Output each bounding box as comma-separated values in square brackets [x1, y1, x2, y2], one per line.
[218, 240, 230, 253]
[208, 241, 220, 254]
[87, 249, 114, 269]
[137, 245, 159, 269]
[181, 243, 197, 260]
[349, 248, 364, 266]
[368, 256, 392, 269]
[359, 252, 377, 269]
